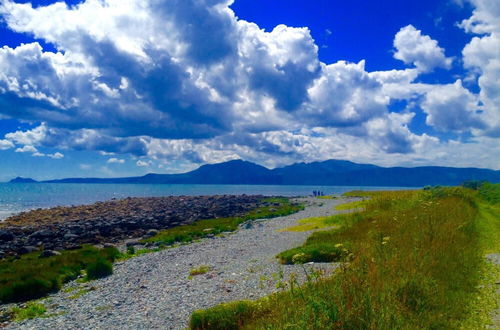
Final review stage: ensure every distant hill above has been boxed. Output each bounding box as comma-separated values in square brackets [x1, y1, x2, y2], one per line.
[9, 177, 38, 183]
[20, 159, 500, 187]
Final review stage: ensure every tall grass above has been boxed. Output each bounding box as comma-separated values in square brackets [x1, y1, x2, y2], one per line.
[191, 185, 499, 329]
[0, 246, 119, 303]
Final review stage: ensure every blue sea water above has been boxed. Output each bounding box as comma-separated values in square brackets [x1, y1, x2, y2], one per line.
[0, 183, 412, 220]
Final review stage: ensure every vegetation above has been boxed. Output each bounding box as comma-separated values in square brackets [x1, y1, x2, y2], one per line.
[316, 195, 336, 199]
[279, 214, 347, 232]
[10, 301, 47, 321]
[143, 198, 303, 246]
[85, 258, 113, 280]
[190, 184, 500, 329]
[0, 197, 302, 305]
[189, 265, 211, 276]
[0, 246, 119, 303]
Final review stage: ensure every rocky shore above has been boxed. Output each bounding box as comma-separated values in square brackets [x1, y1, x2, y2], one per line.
[5, 197, 349, 330]
[0, 195, 266, 258]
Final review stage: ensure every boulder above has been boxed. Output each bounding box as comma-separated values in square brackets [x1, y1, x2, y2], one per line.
[19, 246, 38, 254]
[0, 230, 14, 241]
[39, 250, 61, 258]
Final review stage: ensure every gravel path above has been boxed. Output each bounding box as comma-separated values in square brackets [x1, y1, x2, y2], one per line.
[7, 197, 354, 330]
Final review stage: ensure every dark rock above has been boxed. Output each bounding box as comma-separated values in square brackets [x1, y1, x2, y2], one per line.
[125, 239, 141, 247]
[144, 229, 159, 238]
[39, 250, 61, 258]
[0, 230, 15, 241]
[29, 229, 53, 239]
[64, 233, 79, 240]
[19, 246, 38, 254]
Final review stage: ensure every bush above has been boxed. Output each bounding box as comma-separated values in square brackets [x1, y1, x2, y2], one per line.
[85, 258, 113, 280]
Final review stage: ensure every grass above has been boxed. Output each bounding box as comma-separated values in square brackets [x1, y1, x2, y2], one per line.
[189, 265, 211, 276]
[190, 184, 500, 329]
[279, 215, 339, 232]
[316, 195, 337, 199]
[0, 245, 119, 303]
[10, 301, 46, 321]
[85, 258, 113, 280]
[143, 198, 304, 247]
[334, 199, 367, 211]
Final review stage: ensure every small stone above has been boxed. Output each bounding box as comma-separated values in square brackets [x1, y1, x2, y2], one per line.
[125, 239, 141, 247]
[39, 250, 62, 258]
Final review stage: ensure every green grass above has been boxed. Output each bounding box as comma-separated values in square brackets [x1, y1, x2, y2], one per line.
[85, 258, 113, 280]
[316, 195, 336, 199]
[189, 265, 211, 276]
[334, 200, 367, 211]
[0, 245, 119, 303]
[190, 185, 500, 329]
[143, 198, 304, 247]
[10, 301, 47, 321]
[279, 213, 349, 232]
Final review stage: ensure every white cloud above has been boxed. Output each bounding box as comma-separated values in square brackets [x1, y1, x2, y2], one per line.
[460, 0, 500, 137]
[48, 152, 64, 159]
[0, 139, 14, 150]
[136, 160, 151, 167]
[5, 124, 47, 146]
[15, 145, 38, 153]
[421, 80, 485, 132]
[0, 0, 497, 170]
[394, 25, 453, 72]
[107, 157, 125, 164]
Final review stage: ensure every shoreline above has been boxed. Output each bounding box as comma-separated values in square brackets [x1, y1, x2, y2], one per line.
[4, 197, 352, 329]
[0, 195, 269, 258]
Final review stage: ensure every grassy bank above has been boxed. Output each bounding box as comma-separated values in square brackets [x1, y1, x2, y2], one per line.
[190, 184, 500, 329]
[0, 245, 119, 303]
[143, 198, 304, 246]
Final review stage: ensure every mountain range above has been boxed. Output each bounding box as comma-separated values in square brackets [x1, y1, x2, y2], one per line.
[8, 159, 500, 187]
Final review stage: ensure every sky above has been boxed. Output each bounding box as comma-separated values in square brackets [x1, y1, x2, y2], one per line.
[0, 0, 499, 181]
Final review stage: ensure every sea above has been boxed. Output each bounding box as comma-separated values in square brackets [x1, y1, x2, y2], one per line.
[0, 183, 413, 220]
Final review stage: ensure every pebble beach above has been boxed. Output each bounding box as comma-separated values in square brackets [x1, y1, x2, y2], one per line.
[6, 197, 355, 330]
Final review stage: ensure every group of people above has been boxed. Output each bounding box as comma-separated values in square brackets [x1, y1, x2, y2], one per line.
[312, 190, 325, 197]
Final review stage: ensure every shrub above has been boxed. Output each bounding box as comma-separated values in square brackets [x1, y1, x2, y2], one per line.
[85, 258, 113, 280]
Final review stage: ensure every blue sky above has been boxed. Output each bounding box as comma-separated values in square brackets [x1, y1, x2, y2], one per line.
[0, 0, 498, 181]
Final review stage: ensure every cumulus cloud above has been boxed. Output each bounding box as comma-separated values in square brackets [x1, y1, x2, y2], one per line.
[421, 80, 485, 132]
[15, 145, 38, 153]
[0, 0, 497, 170]
[107, 157, 125, 164]
[136, 160, 151, 167]
[460, 0, 500, 137]
[394, 25, 453, 72]
[0, 139, 14, 150]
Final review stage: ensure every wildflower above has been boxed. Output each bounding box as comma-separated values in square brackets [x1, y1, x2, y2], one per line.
[334, 243, 343, 248]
